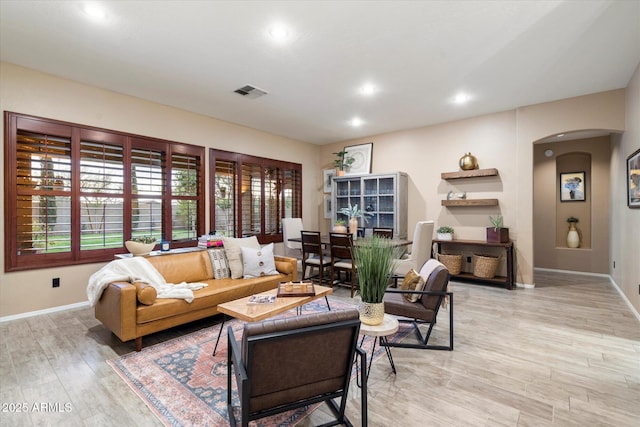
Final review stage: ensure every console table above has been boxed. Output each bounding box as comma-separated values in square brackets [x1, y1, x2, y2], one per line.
[432, 239, 515, 290]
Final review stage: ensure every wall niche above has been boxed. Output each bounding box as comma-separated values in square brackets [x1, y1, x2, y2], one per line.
[556, 152, 591, 249]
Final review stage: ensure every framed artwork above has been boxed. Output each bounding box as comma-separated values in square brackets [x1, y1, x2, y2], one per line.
[627, 148, 640, 208]
[560, 171, 586, 202]
[323, 168, 335, 193]
[344, 142, 373, 175]
[323, 194, 332, 219]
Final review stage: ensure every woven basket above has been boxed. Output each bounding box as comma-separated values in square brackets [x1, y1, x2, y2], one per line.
[473, 254, 500, 279]
[438, 253, 462, 275]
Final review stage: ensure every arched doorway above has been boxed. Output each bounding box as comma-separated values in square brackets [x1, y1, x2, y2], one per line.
[532, 130, 614, 276]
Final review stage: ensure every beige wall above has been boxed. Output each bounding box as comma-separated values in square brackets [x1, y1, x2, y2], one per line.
[611, 63, 640, 313]
[2, 60, 637, 318]
[321, 90, 627, 291]
[0, 62, 321, 317]
[533, 136, 611, 273]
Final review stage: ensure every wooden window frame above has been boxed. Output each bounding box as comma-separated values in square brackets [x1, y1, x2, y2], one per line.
[209, 149, 302, 244]
[4, 112, 205, 272]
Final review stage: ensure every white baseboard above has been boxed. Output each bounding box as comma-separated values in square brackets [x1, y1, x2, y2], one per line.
[534, 267, 640, 322]
[0, 301, 90, 323]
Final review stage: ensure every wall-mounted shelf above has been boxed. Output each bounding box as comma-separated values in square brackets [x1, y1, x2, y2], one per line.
[441, 168, 498, 180]
[441, 199, 499, 207]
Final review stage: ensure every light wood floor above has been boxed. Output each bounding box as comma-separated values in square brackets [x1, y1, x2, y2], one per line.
[1, 271, 638, 426]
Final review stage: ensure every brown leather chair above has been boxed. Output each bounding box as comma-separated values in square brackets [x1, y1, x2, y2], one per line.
[329, 232, 357, 297]
[300, 230, 331, 285]
[372, 227, 393, 238]
[382, 260, 453, 350]
[227, 309, 367, 427]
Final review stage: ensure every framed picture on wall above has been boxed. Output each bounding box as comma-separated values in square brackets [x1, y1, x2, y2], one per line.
[323, 194, 332, 218]
[344, 142, 373, 175]
[627, 148, 640, 208]
[323, 168, 335, 193]
[560, 171, 586, 202]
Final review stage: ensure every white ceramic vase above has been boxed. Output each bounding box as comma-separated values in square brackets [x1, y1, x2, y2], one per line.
[567, 224, 580, 248]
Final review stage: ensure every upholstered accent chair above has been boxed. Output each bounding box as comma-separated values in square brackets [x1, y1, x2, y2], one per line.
[227, 309, 367, 427]
[383, 259, 453, 350]
[282, 218, 304, 259]
[393, 220, 434, 277]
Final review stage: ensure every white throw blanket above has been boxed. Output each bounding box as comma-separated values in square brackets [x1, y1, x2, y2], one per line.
[86, 257, 207, 306]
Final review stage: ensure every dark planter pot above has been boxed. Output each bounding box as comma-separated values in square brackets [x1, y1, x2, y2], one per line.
[486, 227, 509, 243]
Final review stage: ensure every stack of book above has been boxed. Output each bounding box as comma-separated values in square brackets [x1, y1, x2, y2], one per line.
[197, 235, 224, 249]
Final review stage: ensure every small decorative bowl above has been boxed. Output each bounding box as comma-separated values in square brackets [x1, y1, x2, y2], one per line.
[125, 240, 156, 256]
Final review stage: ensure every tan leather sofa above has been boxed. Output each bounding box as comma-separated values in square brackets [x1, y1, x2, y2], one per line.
[94, 249, 298, 351]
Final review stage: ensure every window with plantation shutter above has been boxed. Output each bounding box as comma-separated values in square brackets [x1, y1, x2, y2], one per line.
[15, 127, 72, 256]
[171, 151, 201, 241]
[209, 149, 301, 244]
[4, 112, 204, 271]
[130, 145, 165, 242]
[80, 133, 124, 251]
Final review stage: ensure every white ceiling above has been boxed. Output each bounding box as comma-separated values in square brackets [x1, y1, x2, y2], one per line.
[1, 1, 639, 145]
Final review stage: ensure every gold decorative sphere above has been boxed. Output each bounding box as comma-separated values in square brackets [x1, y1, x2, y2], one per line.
[459, 152, 478, 170]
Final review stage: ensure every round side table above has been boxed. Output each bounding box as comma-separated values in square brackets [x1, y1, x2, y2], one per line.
[359, 314, 399, 380]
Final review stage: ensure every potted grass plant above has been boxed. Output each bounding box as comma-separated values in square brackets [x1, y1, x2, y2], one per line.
[352, 235, 403, 325]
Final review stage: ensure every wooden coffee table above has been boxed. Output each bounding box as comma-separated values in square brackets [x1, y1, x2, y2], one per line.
[212, 284, 333, 355]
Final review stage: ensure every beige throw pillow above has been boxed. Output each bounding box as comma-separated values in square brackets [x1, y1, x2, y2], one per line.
[222, 236, 261, 279]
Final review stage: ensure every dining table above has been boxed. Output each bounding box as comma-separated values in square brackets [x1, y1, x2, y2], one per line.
[288, 235, 412, 249]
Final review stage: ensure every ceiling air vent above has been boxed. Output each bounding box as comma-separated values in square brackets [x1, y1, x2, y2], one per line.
[234, 84, 268, 99]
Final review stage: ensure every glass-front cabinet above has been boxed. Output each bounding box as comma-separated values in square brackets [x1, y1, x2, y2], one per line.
[332, 172, 408, 238]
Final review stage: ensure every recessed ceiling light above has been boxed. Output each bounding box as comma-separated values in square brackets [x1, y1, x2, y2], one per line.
[360, 83, 376, 96]
[268, 23, 290, 41]
[350, 117, 364, 127]
[82, 3, 107, 21]
[557, 133, 565, 137]
[453, 92, 471, 105]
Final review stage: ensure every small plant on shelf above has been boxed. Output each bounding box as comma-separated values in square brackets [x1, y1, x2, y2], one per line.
[333, 150, 355, 173]
[487, 215, 509, 243]
[489, 215, 504, 230]
[436, 226, 454, 241]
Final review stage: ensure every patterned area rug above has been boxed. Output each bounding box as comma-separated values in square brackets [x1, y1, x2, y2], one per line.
[108, 298, 412, 426]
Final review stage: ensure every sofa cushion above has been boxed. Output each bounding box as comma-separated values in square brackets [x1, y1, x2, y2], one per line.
[134, 282, 157, 305]
[242, 243, 278, 278]
[222, 236, 261, 279]
[136, 274, 286, 324]
[208, 248, 230, 279]
[146, 250, 213, 283]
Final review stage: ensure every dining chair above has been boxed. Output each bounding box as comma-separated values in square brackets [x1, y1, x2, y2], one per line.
[329, 232, 358, 297]
[394, 221, 434, 277]
[282, 218, 304, 272]
[372, 227, 393, 238]
[300, 230, 331, 286]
